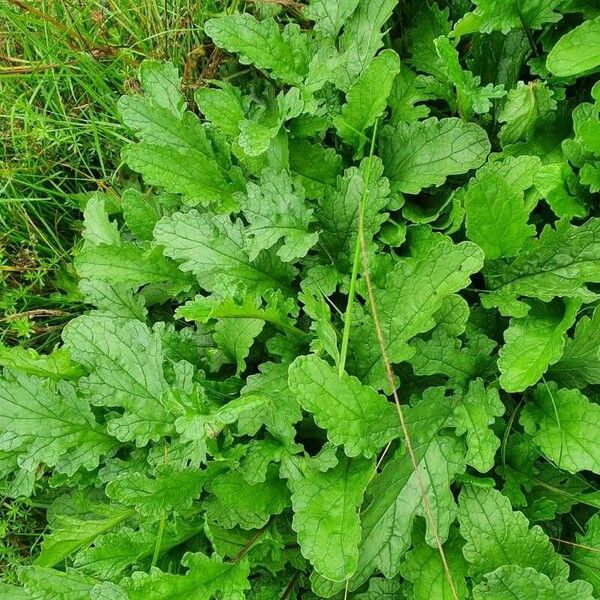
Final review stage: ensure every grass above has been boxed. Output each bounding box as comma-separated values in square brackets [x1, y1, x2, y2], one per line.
[0, 496, 47, 584]
[0, 0, 223, 348]
[0, 0, 226, 577]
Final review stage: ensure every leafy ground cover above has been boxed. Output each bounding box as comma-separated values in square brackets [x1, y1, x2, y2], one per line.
[2, 0, 600, 598]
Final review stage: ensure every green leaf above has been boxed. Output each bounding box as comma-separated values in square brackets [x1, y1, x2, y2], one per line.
[76, 527, 156, 579]
[547, 18, 600, 77]
[520, 384, 600, 474]
[19, 567, 96, 600]
[288, 355, 399, 458]
[0, 345, 84, 380]
[469, 0, 562, 34]
[75, 520, 204, 579]
[333, 49, 401, 154]
[186, 362, 302, 450]
[434, 36, 505, 119]
[381, 117, 490, 194]
[534, 163, 587, 220]
[62, 316, 171, 445]
[79, 280, 147, 320]
[121, 144, 232, 209]
[122, 552, 250, 600]
[240, 438, 293, 485]
[465, 155, 541, 253]
[238, 168, 318, 262]
[465, 171, 536, 259]
[0, 371, 115, 476]
[472, 565, 594, 600]
[572, 514, 600, 594]
[177, 287, 298, 336]
[105, 465, 206, 516]
[0, 583, 29, 599]
[400, 526, 469, 600]
[119, 62, 232, 208]
[121, 189, 176, 241]
[498, 81, 557, 146]
[237, 88, 304, 157]
[154, 210, 296, 294]
[335, 0, 400, 89]
[348, 389, 464, 586]
[305, 0, 360, 38]
[354, 577, 404, 599]
[349, 234, 484, 390]
[75, 243, 191, 291]
[137, 59, 185, 117]
[405, 4, 451, 80]
[410, 327, 497, 390]
[237, 362, 302, 443]
[214, 317, 264, 375]
[289, 139, 342, 198]
[195, 82, 245, 138]
[35, 496, 133, 568]
[81, 194, 120, 247]
[316, 156, 390, 265]
[290, 455, 372, 581]
[300, 287, 340, 363]
[498, 299, 580, 392]
[458, 485, 569, 580]
[453, 379, 504, 473]
[205, 14, 309, 85]
[388, 67, 432, 124]
[483, 218, 600, 317]
[204, 468, 289, 529]
[548, 306, 600, 387]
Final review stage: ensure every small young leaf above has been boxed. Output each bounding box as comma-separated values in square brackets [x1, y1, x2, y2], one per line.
[453, 379, 504, 473]
[434, 36, 505, 119]
[498, 81, 557, 145]
[334, 49, 401, 154]
[81, 194, 120, 247]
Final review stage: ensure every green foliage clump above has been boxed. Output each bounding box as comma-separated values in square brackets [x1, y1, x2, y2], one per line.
[1, 1, 600, 598]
